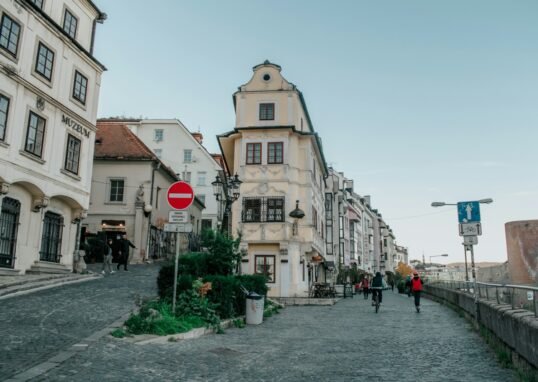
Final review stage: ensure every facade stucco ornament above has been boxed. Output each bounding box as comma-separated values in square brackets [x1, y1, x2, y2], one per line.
[72, 209, 88, 223]
[257, 182, 269, 195]
[0, 182, 9, 195]
[260, 224, 265, 240]
[36, 96, 45, 111]
[32, 196, 49, 212]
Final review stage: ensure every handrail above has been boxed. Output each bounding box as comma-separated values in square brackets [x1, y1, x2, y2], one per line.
[428, 280, 538, 317]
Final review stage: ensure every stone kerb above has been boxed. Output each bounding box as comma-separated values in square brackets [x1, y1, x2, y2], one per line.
[424, 285, 538, 372]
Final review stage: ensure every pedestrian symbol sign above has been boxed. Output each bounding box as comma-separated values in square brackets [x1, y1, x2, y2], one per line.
[457, 201, 480, 223]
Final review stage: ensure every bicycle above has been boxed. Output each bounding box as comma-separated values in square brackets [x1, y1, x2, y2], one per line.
[371, 287, 382, 313]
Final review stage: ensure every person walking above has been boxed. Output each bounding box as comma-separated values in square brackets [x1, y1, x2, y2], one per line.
[102, 239, 115, 275]
[117, 234, 136, 271]
[405, 275, 412, 297]
[411, 271, 424, 313]
[362, 277, 370, 299]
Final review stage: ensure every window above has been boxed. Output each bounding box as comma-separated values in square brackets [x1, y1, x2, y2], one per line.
[197, 172, 206, 186]
[259, 103, 274, 120]
[182, 171, 191, 183]
[154, 129, 163, 141]
[35, 42, 54, 80]
[0, 14, 21, 57]
[196, 194, 206, 204]
[64, 134, 81, 174]
[63, 9, 78, 39]
[255, 255, 275, 283]
[40, 212, 63, 263]
[183, 149, 192, 163]
[325, 193, 333, 254]
[312, 206, 317, 229]
[246, 143, 261, 164]
[153, 149, 162, 158]
[242, 197, 285, 223]
[25, 111, 46, 157]
[30, 0, 44, 9]
[0, 94, 9, 141]
[383, 238, 387, 247]
[72, 71, 87, 104]
[266, 198, 284, 222]
[267, 142, 283, 164]
[109, 179, 125, 202]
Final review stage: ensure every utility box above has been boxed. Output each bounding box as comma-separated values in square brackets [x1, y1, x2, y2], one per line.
[245, 292, 264, 325]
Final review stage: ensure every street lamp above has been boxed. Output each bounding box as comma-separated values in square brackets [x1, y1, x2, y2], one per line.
[429, 253, 448, 265]
[212, 173, 242, 232]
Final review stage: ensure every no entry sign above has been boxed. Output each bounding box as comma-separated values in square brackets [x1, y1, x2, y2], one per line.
[167, 181, 194, 210]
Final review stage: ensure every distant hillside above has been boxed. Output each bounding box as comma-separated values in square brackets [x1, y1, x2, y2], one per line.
[447, 262, 504, 268]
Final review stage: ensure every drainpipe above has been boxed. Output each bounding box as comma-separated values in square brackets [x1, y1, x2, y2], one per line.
[144, 161, 160, 262]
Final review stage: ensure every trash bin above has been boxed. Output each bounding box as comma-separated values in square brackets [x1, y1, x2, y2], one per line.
[245, 292, 264, 325]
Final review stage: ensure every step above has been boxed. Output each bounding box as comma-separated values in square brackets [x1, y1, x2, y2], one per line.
[0, 274, 69, 290]
[27, 261, 72, 274]
[0, 274, 99, 298]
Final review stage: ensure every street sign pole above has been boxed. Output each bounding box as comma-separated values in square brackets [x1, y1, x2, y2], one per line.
[463, 245, 469, 282]
[172, 231, 180, 314]
[470, 244, 480, 321]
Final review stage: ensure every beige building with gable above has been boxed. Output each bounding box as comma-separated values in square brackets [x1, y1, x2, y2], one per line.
[218, 61, 328, 297]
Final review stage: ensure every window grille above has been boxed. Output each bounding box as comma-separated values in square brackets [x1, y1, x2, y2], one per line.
[40, 212, 63, 263]
[0, 197, 20, 268]
[242, 197, 285, 223]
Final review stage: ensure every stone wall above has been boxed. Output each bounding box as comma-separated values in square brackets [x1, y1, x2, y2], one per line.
[424, 284, 538, 377]
[505, 220, 538, 284]
[477, 262, 510, 283]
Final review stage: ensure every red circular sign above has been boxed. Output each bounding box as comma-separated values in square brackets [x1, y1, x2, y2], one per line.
[167, 181, 194, 210]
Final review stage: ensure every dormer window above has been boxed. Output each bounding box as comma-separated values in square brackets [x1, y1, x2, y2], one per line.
[259, 103, 274, 121]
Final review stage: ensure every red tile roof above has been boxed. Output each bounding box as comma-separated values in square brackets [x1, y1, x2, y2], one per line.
[95, 121, 155, 160]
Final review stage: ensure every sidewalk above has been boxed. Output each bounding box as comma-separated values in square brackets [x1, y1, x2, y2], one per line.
[0, 270, 101, 300]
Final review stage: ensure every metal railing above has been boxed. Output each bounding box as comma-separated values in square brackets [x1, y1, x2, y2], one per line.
[429, 280, 538, 317]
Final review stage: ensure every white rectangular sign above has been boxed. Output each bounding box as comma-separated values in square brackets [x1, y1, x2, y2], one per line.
[528, 291, 534, 301]
[168, 210, 189, 223]
[459, 223, 482, 237]
[164, 223, 193, 233]
[463, 236, 478, 245]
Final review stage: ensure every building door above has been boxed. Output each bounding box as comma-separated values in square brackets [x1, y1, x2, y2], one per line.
[0, 197, 21, 268]
[40, 212, 64, 263]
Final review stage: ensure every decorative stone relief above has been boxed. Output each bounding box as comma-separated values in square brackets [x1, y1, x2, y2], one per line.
[0, 182, 9, 195]
[260, 225, 265, 240]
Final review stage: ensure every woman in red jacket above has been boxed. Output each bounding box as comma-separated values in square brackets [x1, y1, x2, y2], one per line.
[411, 271, 423, 313]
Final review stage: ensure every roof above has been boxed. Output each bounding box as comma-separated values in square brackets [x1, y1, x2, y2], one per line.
[95, 122, 155, 160]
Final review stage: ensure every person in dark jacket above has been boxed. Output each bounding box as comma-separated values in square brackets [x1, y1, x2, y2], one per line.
[117, 234, 136, 271]
[411, 271, 424, 313]
[405, 275, 412, 297]
[371, 272, 384, 305]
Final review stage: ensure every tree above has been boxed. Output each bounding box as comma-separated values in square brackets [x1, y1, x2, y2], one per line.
[395, 262, 414, 278]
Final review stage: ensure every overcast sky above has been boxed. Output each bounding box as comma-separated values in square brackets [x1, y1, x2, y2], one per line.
[93, 0, 538, 264]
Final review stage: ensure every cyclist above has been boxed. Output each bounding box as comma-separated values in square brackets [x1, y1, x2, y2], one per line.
[371, 272, 384, 306]
[411, 271, 424, 313]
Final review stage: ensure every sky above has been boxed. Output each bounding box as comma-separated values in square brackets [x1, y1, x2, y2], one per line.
[92, 0, 538, 264]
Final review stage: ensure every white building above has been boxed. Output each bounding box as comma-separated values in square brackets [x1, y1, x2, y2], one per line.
[85, 121, 205, 263]
[99, 118, 223, 232]
[0, 0, 106, 274]
[218, 61, 328, 297]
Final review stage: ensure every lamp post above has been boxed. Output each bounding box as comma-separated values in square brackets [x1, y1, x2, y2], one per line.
[431, 198, 493, 283]
[212, 173, 242, 233]
[429, 253, 448, 266]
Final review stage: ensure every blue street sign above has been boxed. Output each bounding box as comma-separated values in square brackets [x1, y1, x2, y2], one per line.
[457, 201, 481, 223]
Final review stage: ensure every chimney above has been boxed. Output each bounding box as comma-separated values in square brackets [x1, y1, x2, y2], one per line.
[364, 195, 371, 206]
[192, 132, 203, 144]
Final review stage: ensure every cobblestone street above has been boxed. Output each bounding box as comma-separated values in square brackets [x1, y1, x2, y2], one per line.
[1, 268, 517, 382]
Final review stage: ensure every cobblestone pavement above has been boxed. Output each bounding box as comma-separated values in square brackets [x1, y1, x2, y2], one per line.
[29, 289, 516, 382]
[0, 264, 160, 380]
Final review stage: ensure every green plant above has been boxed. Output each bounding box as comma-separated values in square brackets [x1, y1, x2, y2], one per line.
[232, 318, 245, 328]
[110, 328, 126, 338]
